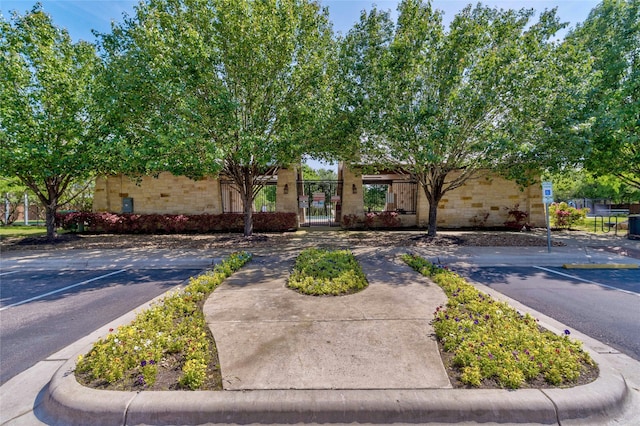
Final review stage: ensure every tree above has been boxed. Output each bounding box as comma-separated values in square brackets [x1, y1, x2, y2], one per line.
[0, 5, 99, 238]
[96, 0, 335, 236]
[0, 177, 27, 225]
[568, 0, 640, 189]
[340, 0, 570, 236]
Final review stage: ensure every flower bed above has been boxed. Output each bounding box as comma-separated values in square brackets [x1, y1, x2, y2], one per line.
[75, 252, 252, 390]
[402, 254, 596, 389]
[288, 248, 368, 295]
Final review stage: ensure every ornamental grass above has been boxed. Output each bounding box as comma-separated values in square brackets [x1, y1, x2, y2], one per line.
[75, 251, 252, 390]
[288, 248, 368, 295]
[402, 254, 596, 389]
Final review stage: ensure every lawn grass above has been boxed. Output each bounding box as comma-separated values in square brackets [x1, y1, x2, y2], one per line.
[0, 225, 48, 238]
[570, 216, 629, 235]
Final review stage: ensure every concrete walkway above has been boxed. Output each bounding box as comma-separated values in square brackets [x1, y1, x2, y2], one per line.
[206, 252, 450, 390]
[2, 231, 640, 425]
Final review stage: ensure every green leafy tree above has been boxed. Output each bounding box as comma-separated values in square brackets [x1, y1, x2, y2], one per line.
[0, 177, 28, 225]
[549, 170, 640, 203]
[568, 0, 640, 189]
[340, 0, 572, 236]
[0, 5, 99, 238]
[97, 0, 335, 236]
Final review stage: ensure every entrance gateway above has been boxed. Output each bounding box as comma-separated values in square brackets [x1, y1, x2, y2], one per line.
[298, 180, 342, 227]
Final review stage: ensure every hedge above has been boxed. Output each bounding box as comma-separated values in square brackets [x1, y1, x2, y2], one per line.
[56, 212, 298, 233]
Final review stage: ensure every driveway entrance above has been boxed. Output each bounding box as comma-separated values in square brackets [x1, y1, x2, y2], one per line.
[298, 180, 342, 227]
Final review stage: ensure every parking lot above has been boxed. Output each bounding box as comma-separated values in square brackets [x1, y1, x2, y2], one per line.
[0, 251, 213, 385]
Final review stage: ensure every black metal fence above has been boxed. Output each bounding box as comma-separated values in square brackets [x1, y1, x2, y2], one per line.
[220, 181, 277, 213]
[363, 181, 417, 214]
[298, 180, 341, 226]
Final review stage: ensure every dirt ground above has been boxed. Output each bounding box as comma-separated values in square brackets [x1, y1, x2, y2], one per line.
[0, 228, 566, 252]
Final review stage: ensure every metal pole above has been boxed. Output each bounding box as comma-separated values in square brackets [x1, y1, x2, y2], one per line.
[546, 202, 551, 253]
[24, 193, 29, 225]
[4, 193, 9, 224]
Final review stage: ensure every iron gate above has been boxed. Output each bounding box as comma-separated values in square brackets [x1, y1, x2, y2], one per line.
[298, 180, 341, 227]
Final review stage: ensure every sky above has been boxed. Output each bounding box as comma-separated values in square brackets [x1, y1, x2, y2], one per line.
[0, 0, 600, 42]
[1, 0, 601, 169]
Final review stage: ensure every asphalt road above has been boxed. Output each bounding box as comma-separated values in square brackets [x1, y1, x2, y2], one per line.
[459, 266, 640, 361]
[0, 268, 203, 385]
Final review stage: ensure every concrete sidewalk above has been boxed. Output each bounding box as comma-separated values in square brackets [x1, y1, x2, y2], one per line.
[205, 252, 450, 390]
[2, 232, 640, 425]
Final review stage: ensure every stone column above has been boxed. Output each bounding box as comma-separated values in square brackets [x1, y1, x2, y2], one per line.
[340, 164, 364, 218]
[276, 166, 299, 217]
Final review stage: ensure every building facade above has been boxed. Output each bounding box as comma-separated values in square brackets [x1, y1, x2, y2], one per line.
[93, 163, 545, 229]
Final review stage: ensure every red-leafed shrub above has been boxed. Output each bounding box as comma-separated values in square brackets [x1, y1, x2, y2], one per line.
[56, 212, 297, 234]
[342, 211, 402, 229]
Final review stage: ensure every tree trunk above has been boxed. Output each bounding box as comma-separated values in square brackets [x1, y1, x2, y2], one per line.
[243, 197, 253, 237]
[427, 197, 439, 237]
[242, 170, 254, 237]
[422, 174, 445, 238]
[45, 203, 57, 240]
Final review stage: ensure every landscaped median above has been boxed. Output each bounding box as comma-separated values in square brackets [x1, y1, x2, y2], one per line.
[39, 249, 636, 425]
[75, 251, 252, 391]
[287, 248, 368, 295]
[402, 253, 598, 389]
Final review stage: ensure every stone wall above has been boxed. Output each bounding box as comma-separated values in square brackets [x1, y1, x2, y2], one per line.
[93, 173, 222, 215]
[428, 173, 545, 229]
[93, 167, 545, 229]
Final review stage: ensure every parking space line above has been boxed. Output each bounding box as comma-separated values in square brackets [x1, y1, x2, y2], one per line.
[533, 266, 639, 297]
[0, 269, 128, 311]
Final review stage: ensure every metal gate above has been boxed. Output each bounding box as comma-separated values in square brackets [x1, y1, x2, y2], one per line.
[298, 180, 342, 227]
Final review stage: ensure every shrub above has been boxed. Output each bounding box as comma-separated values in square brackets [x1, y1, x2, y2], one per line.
[288, 248, 368, 295]
[342, 211, 402, 229]
[549, 202, 589, 229]
[503, 204, 529, 230]
[56, 212, 297, 233]
[402, 254, 595, 389]
[75, 251, 252, 390]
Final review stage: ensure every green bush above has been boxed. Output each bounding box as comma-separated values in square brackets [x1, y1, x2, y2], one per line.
[75, 251, 252, 390]
[402, 254, 595, 389]
[549, 202, 589, 229]
[288, 248, 368, 295]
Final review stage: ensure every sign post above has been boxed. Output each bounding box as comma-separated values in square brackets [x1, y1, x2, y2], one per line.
[542, 181, 553, 253]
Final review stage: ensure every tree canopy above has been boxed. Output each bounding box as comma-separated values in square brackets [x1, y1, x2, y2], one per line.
[566, 0, 639, 190]
[0, 5, 99, 238]
[338, 0, 574, 236]
[96, 0, 335, 236]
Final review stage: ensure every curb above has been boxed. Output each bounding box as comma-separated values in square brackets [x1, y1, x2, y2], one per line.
[39, 356, 633, 426]
[563, 263, 639, 269]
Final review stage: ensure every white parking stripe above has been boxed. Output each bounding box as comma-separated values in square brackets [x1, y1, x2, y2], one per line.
[0, 269, 128, 311]
[533, 266, 640, 297]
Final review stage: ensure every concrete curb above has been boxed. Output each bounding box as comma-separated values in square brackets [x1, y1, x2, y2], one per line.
[39, 355, 633, 425]
[562, 263, 639, 269]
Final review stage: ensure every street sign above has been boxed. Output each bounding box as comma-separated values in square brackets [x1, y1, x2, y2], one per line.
[541, 181, 553, 253]
[542, 181, 553, 204]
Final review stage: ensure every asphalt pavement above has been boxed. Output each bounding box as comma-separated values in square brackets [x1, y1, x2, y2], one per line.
[1, 231, 640, 425]
[1, 268, 203, 384]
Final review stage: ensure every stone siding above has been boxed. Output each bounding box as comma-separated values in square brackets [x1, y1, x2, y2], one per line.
[431, 173, 545, 228]
[93, 167, 545, 229]
[93, 173, 222, 215]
